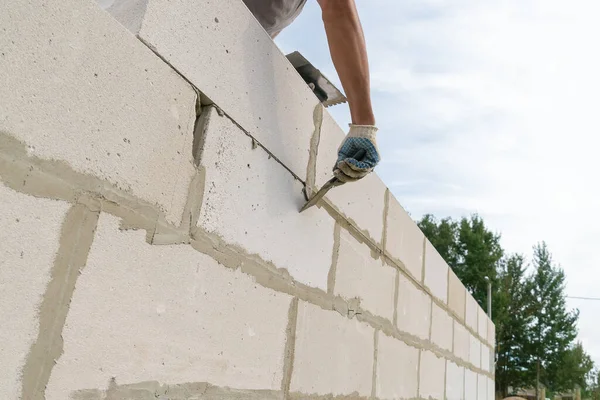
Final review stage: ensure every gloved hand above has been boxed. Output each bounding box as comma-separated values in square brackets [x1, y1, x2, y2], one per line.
[333, 124, 380, 183]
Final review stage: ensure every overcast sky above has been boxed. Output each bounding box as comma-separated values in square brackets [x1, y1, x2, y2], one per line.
[276, 0, 600, 366]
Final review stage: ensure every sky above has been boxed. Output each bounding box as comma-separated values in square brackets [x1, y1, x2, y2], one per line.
[276, 0, 600, 367]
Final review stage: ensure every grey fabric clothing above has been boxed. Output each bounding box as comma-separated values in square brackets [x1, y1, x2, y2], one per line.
[242, 0, 308, 37]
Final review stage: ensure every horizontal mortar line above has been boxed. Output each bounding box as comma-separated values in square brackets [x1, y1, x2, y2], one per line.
[188, 225, 494, 380]
[1, 141, 493, 370]
[1, 134, 493, 376]
[0, 142, 188, 242]
[322, 199, 383, 256]
[71, 378, 427, 400]
[356, 308, 493, 379]
[381, 249, 493, 348]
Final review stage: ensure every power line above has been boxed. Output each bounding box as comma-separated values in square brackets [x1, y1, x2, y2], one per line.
[566, 296, 600, 301]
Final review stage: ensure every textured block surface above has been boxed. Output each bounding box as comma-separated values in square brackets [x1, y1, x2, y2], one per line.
[197, 107, 335, 291]
[465, 369, 477, 400]
[479, 308, 488, 341]
[0, 184, 69, 400]
[376, 332, 419, 400]
[315, 109, 387, 243]
[454, 321, 471, 363]
[470, 334, 482, 368]
[396, 272, 431, 340]
[0, 0, 197, 224]
[424, 240, 449, 303]
[107, 0, 319, 179]
[419, 351, 446, 400]
[448, 269, 466, 321]
[291, 301, 374, 397]
[477, 374, 487, 400]
[481, 344, 491, 372]
[431, 302, 454, 352]
[46, 215, 292, 397]
[488, 319, 496, 347]
[466, 293, 479, 331]
[385, 194, 424, 280]
[446, 361, 465, 400]
[335, 229, 396, 320]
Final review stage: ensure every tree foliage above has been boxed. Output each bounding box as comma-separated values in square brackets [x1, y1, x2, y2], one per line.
[587, 369, 600, 400]
[528, 243, 580, 392]
[495, 254, 534, 396]
[556, 342, 594, 392]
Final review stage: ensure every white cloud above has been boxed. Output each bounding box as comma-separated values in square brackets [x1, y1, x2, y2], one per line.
[277, 0, 600, 365]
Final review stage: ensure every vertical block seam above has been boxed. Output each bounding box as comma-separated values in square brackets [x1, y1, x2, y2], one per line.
[20, 203, 100, 400]
[282, 297, 299, 399]
[371, 330, 379, 399]
[327, 223, 342, 296]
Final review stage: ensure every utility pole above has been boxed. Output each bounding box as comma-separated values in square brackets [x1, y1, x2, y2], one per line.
[536, 359, 540, 400]
[486, 276, 492, 319]
[485, 276, 494, 381]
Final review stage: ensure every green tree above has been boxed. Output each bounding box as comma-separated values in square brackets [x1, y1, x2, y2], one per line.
[587, 368, 600, 400]
[495, 254, 534, 397]
[454, 215, 504, 306]
[528, 242, 579, 394]
[555, 342, 594, 392]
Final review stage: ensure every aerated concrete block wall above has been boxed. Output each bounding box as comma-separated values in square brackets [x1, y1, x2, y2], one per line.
[0, 0, 495, 399]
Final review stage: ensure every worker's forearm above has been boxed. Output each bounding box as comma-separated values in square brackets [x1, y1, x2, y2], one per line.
[319, 0, 375, 125]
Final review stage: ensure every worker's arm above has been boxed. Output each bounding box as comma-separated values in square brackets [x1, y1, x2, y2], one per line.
[317, 0, 380, 182]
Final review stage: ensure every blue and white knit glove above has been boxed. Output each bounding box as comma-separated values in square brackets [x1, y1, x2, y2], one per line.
[333, 124, 380, 183]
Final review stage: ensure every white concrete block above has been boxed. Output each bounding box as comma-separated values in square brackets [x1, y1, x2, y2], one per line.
[335, 229, 396, 321]
[449, 269, 466, 321]
[315, 109, 387, 244]
[466, 293, 479, 331]
[487, 377, 494, 400]
[488, 319, 496, 347]
[431, 303, 453, 352]
[446, 361, 465, 400]
[46, 215, 292, 398]
[470, 334, 481, 369]
[478, 308, 488, 341]
[424, 241, 449, 304]
[465, 369, 477, 400]
[419, 351, 446, 400]
[107, 0, 319, 179]
[291, 301, 374, 397]
[481, 344, 490, 373]
[385, 194, 424, 281]
[0, 184, 70, 400]
[376, 332, 419, 400]
[477, 374, 487, 400]
[396, 272, 431, 340]
[454, 321, 470, 363]
[0, 0, 197, 224]
[197, 107, 335, 291]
